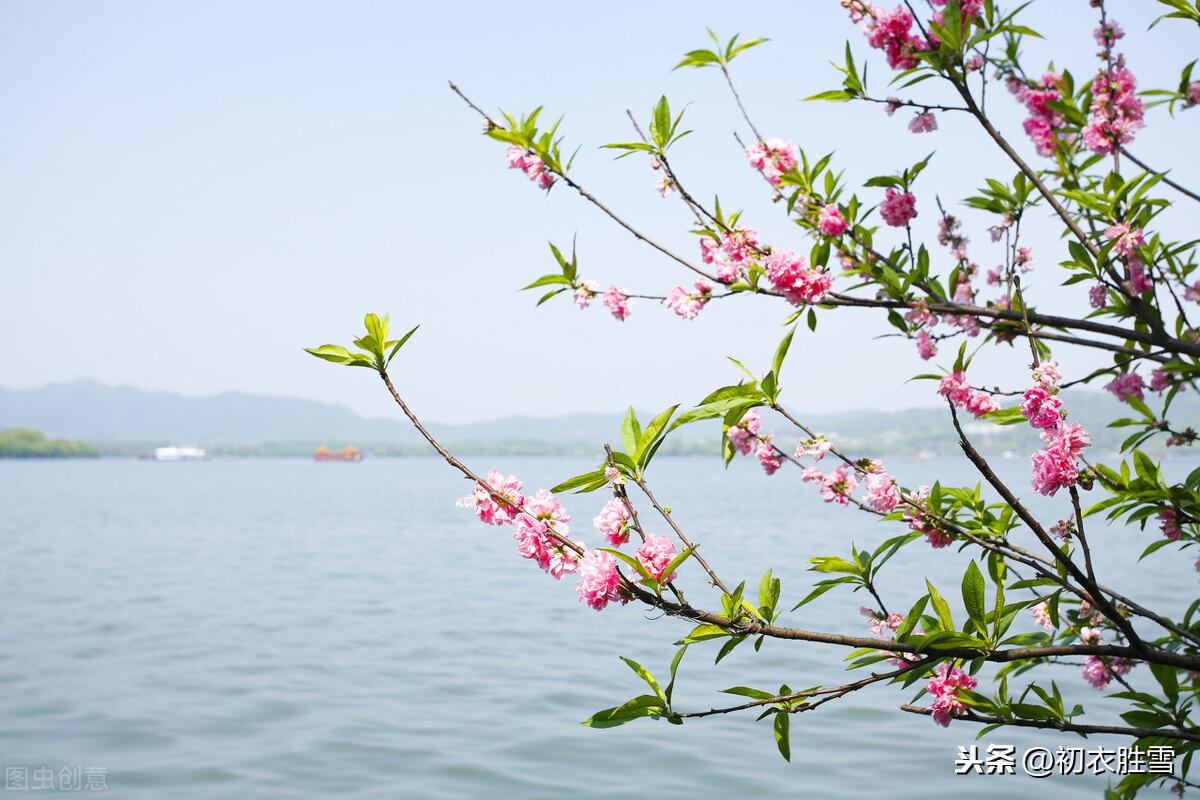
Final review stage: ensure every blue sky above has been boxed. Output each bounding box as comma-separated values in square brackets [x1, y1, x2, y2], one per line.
[1, 1, 1196, 422]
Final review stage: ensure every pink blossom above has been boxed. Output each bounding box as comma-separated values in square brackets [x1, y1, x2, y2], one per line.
[604, 465, 624, 487]
[926, 663, 977, 726]
[1031, 601, 1054, 632]
[880, 188, 918, 227]
[654, 177, 673, 197]
[965, 53, 983, 72]
[603, 286, 633, 321]
[862, 5, 928, 71]
[594, 498, 632, 547]
[1020, 386, 1064, 430]
[720, 226, 760, 264]
[860, 607, 904, 637]
[1031, 422, 1091, 496]
[985, 267, 1001, 286]
[1079, 626, 1102, 644]
[884, 96, 902, 116]
[1188, 82, 1200, 107]
[1050, 520, 1074, 540]
[1104, 223, 1144, 258]
[817, 204, 849, 237]
[1032, 362, 1063, 390]
[820, 465, 859, 505]
[1128, 260, 1152, 294]
[664, 280, 714, 320]
[514, 503, 579, 578]
[1186, 282, 1200, 304]
[576, 550, 627, 611]
[1015, 247, 1033, 271]
[1083, 64, 1145, 154]
[1106, 372, 1145, 403]
[1089, 283, 1109, 308]
[1082, 655, 1133, 690]
[746, 137, 799, 185]
[1009, 72, 1065, 156]
[938, 372, 998, 417]
[905, 300, 932, 327]
[755, 438, 782, 475]
[1159, 509, 1182, 541]
[1150, 369, 1173, 394]
[728, 411, 761, 456]
[925, 528, 953, 548]
[699, 236, 720, 264]
[1094, 20, 1124, 48]
[864, 472, 902, 513]
[635, 534, 678, 582]
[458, 468, 525, 525]
[573, 279, 599, 309]
[909, 111, 937, 133]
[796, 437, 832, 461]
[764, 250, 833, 306]
[916, 329, 937, 360]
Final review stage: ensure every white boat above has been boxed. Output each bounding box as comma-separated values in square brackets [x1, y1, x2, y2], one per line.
[153, 446, 207, 461]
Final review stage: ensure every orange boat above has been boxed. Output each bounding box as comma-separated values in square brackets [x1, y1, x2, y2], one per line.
[314, 446, 363, 462]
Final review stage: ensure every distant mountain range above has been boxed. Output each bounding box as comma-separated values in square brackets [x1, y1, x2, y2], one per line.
[0, 379, 1193, 457]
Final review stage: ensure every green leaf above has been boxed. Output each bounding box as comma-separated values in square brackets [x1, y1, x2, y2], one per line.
[635, 405, 679, 464]
[621, 657, 666, 705]
[621, 407, 641, 455]
[771, 326, 797, 385]
[385, 325, 420, 367]
[774, 711, 791, 761]
[551, 469, 606, 494]
[926, 579, 954, 631]
[665, 645, 688, 706]
[580, 694, 664, 728]
[961, 561, 986, 630]
[305, 344, 354, 364]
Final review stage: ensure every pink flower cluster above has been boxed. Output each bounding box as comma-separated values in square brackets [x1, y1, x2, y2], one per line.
[1031, 601, 1054, 633]
[664, 280, 715, 320]
[905, 485, 952, 548]
[1082, 655, 1133, 690]
[1158, 509, 1181, 541]
[1020, 386, 1064, 430]
[573, 279, 599, 309]
[514, 489, 579, 579]
[603, 286, 633, 321]
[506, 145, 556, 190]
[860, 5, 929, 71]
[803, 465, 859, 506]
[1104, 223, 1143, 259]
[926, 663, 977, 727]
[458, 468, 525, 525]
[1089, 283, 1108, 309]
[1106, 372, 1144, 403]
[593, 498, 632, 546]
[576, 550, 627, 610]
[745, 138, 798, 185]
[755, 437, 783, 475]
[728, 411, 762, 455]
[635, 534, 678, 582]
[1083, 62, 1145, 154]
[908, 111, 937, 134]
[700, 226, 761, 284]
[860, 606, 904, 638]
[938, 371, 1001, 418]
[1031, 422, 1091, 497]
[817, 204, 849, 237]
[916, 329, 937, 360]
[764, 251, 834, 306]
[880, 188, 917, 227]
[863, 471, 902, 513]
[1008, 72, 1065, 157]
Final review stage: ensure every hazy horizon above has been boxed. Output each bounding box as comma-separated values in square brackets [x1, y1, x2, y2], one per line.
[3, 1, 1196, 423]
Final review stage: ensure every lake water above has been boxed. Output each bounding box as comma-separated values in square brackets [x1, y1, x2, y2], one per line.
[1, 455, 1187, 798]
